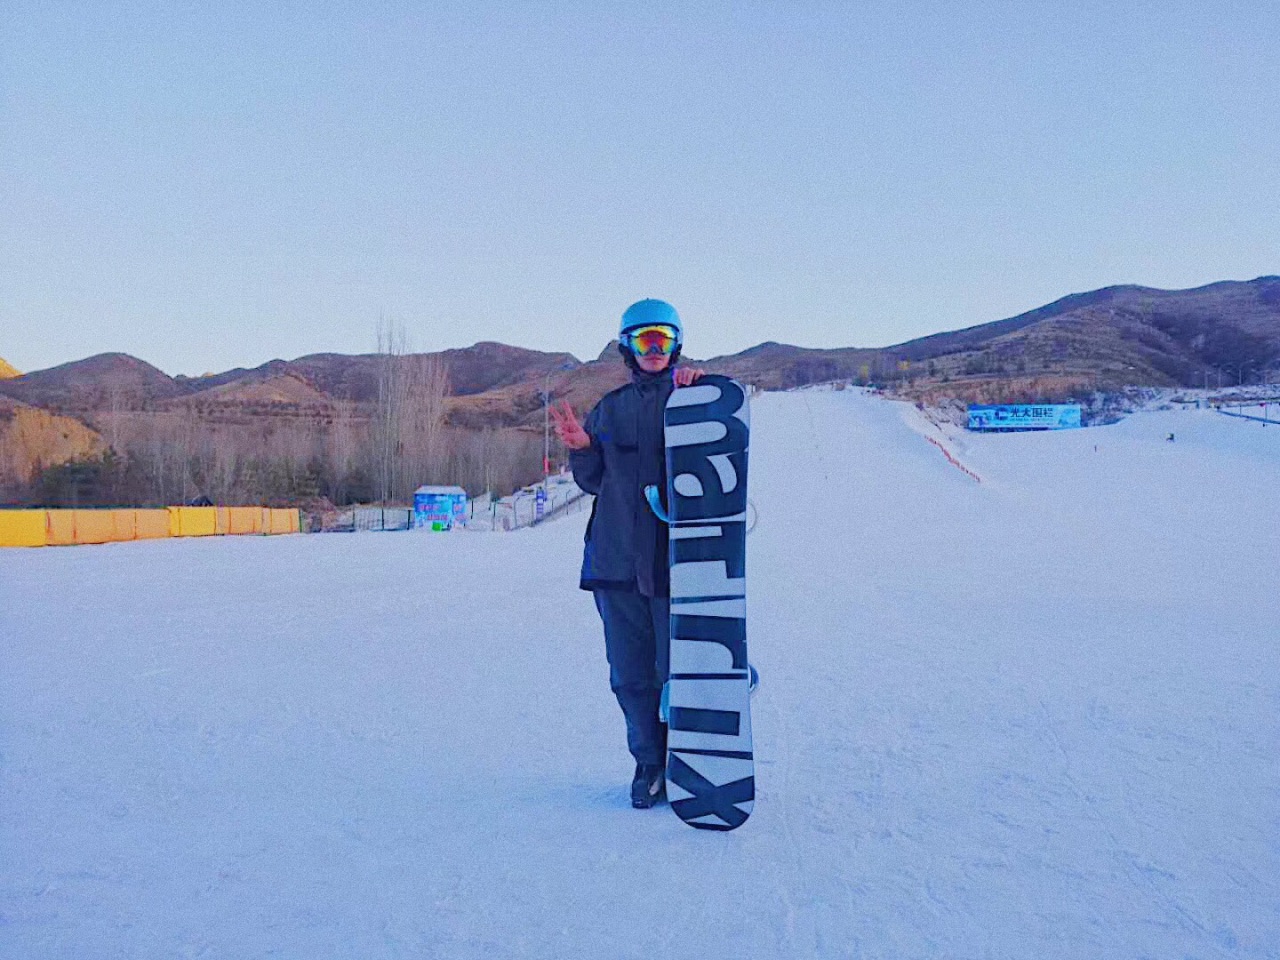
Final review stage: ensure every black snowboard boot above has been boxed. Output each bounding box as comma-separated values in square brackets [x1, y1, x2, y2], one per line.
[630, 762, 665, 808]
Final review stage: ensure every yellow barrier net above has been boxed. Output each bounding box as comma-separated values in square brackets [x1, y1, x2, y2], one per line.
[2, 505, 301, 546]
[267, 509, 299, 534]
[168, 506, 218, 537]
[110, 511, 136, 541]
[0, 510, 47, 547]
[135, 510, 170, 540]
[74, 511, 117, 544]
[228, 507, 263, 535]
[45, 511, 77, 546]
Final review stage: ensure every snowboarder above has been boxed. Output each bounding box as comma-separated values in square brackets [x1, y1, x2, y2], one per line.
[550, 299, 704, 808]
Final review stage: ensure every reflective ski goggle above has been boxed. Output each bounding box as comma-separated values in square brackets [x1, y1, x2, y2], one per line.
[623, 324, 679, 356]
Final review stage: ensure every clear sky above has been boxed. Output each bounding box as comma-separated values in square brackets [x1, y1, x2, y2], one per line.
[2, 1, 1276, 375]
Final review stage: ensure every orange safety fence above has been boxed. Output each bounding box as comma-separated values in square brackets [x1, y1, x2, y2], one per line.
[924, 436, 983, 483]
[0, 507, 301, 547]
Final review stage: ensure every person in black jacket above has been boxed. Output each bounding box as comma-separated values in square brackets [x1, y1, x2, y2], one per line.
[550, 299, 704, 808]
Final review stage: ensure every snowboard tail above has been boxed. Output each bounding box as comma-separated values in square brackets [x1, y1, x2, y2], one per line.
[660, 375, 754, 830]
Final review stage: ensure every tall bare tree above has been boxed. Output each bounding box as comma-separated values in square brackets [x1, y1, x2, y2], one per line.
[372, 319, 404, 503]
[397, 352, 450, 495]
[371, 319, 451, 502]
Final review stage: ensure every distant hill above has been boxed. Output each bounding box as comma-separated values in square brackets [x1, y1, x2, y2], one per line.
[446, 344, 628, 429]
[431, 277, 1280, 426]
[0, 352, 183, 410]
[884, 276, 1280, 403]
[0, 356, 19, 379]
[167, 343, 585, 406]
[5, 276, 1276, 420]
[2, 276, 1276, 502]
[707, 342, 881, 392]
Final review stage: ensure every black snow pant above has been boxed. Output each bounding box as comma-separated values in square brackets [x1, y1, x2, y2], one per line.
[593, 588, 670, 768]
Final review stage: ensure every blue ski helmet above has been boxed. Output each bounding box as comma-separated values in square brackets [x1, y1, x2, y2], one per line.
[619, 299, 682, 348]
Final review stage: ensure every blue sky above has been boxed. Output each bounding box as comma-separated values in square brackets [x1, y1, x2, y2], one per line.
[2, 1, 1276, 375]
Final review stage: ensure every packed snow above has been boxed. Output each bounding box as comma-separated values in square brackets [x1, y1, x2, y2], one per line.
[2, 387, 1277, 958]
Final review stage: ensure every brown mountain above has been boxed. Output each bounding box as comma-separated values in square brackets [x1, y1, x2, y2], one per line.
[173, 355, 381, 404]
[679, 276, 1280, 405]
[446, 344, 629, 430]
[13, 273, 1265, 423]
[882, 276, 1280, 401]
[436, 342, 583, 396]
[899, 277, 1280, 362]
[168, 342, 584, 405]
[0, 353, 183, 410]
[448, 276, 1280, 424]
[707, 342, 881, 392]
[3, 276, 1276, 501]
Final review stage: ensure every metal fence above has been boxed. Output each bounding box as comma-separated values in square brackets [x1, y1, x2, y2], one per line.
[490, 473, 589, 531]
[1215, 399, 1279, 426]
[312, 473, 589, 534]
[321, 506, 413, 533]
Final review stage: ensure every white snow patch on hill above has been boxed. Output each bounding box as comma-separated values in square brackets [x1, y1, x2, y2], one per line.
[2, 387, 1277, 958]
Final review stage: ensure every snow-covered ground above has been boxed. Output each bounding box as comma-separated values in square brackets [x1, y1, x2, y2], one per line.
[3, 388, 1277, 959]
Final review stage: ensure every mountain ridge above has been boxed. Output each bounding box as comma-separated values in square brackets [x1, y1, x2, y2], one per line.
[1, 275, 1275, 453]
[4, 276, 1276, 505]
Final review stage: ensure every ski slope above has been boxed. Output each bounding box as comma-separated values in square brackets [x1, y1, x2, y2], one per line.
[2, 388, 1277, 959]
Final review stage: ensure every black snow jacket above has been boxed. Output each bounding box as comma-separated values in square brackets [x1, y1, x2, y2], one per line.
[569, 367, 674, 596]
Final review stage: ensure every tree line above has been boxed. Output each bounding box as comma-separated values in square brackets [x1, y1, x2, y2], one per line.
[8, 332, 548, 509]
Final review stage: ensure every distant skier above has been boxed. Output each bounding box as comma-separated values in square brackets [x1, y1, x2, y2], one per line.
[550, 299, 704, 808]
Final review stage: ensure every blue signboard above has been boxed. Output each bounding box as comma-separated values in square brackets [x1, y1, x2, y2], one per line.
[413, 485, 469, 531]
[967, 404, 1082, 431]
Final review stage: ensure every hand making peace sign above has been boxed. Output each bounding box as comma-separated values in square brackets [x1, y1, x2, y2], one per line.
[550, 401, 592, 450]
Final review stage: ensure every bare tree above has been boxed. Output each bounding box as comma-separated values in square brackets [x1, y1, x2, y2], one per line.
[397, 352, 450, 495]
[371, 319, 450, 502]
[325, 401, 367, 503]
[372, 318, 404, 503]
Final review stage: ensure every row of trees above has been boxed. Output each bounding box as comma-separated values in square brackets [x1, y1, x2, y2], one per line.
[25, 421, 546, 509]
[13, 323, 548, 509]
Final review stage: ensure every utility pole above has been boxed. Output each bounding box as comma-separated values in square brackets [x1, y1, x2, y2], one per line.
[543, 370, 553, 488]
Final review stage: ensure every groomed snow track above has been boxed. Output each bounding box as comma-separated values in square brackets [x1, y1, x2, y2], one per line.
[3, 387, 1277, 958]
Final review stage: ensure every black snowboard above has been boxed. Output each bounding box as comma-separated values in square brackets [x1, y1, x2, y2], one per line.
[647, 375, 754, 831]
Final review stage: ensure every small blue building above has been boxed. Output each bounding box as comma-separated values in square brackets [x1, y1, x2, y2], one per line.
[413, 485, 469, 531]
